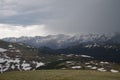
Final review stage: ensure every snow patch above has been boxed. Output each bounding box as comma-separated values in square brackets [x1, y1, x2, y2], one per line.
[100, 61, 109, 64]
[91, 67, 97, 70]
[97, 68, 106, 72]
[81, 55, 92, 58]
[21, 62, 31, 71]
[0, 48, 7, 52]
[8, 45, 13, 48]
[110, 69, 119, 73]
[11, 65, 15, 70]
[72, 66, 81, 69]
[36, 62, 45, 68]
[66, 61, 73, 64]
[86, 65, 92, 68]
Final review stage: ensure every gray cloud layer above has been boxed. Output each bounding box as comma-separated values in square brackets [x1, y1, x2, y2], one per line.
[0, 0, 120, 35]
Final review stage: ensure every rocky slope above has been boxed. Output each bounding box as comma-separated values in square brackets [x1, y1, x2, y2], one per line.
[0, 40, 44, 73]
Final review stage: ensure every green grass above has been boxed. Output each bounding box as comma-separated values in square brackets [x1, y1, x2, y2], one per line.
[0, 70, 120, 80]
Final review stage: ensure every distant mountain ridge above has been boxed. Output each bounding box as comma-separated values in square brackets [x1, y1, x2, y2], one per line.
[2, 33, 120, 49]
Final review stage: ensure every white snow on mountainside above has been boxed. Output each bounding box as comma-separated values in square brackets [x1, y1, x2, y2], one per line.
[2, 33, 120, 49]
[0, 43, 45, 73]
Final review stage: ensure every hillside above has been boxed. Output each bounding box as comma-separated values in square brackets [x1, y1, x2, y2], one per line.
[0, 40, 120, 73]
[38, 43, 120, 63]
[0, 40, 44, 73]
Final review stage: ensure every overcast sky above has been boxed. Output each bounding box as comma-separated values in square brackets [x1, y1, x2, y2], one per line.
[0, 0, 120, 38]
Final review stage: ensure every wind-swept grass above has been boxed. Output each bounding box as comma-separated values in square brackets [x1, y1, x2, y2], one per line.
[0, 70, 120, 80]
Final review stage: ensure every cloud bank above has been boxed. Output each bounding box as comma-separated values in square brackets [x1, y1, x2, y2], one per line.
[0, 0, 120, 38]
[0, 24, 47, 38]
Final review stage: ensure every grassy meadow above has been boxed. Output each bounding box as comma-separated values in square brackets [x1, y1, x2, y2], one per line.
[0, 70, 120, 80]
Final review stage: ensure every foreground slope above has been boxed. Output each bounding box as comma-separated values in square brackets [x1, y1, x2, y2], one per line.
[0, 40, 44, 73]
[0, 70, 120, 80]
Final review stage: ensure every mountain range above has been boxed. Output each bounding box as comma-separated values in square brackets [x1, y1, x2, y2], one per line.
[2, 33, 120, 63]
[2, 33, 120, 49]
[0, 33, 120, 73]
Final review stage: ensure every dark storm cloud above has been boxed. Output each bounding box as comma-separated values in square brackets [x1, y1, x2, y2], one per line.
[0, 0, 53, 25]
[0, 0, 120, 34]
[45, 0, 120, 34]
